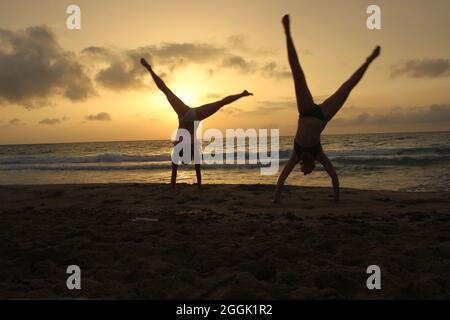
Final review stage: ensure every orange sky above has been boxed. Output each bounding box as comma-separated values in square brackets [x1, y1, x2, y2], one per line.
[0, 0, 449, 144]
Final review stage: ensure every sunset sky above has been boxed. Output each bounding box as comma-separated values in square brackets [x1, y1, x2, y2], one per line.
[0, 0, 449, 144]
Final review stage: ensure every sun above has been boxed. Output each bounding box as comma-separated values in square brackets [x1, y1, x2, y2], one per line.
[172, 85, 199, 107]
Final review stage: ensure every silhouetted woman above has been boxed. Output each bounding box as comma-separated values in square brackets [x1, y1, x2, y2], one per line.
[141, 58, 253, 189]
[274, 15, 380, 203]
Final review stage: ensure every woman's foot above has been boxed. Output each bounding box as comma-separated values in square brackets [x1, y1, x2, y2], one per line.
[242, 90, 253, 97]
[140, 58, 151, 70]
[367, 46, 381, 63]
[282, 14, 290, 32]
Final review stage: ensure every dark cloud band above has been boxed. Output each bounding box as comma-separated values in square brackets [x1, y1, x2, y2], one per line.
[333, 104, 450, 126]
[391, 59, 450, 79]
[85, 112, 112, 121]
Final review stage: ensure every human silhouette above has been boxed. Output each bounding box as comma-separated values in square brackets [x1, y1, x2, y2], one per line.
[141, 58, 253, 189]
[274, 15, 381, 203]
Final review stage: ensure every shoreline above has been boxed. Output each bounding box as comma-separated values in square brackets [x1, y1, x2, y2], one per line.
[0, 182, 447, 194]
[1, 183, 449, 299]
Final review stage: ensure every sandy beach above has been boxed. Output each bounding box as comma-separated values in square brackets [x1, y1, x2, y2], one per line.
[0, 183, 449, 299]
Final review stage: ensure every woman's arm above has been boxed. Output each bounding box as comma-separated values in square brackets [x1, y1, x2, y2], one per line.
[274, 153, 299, 203]
[316, 152, 340, 201]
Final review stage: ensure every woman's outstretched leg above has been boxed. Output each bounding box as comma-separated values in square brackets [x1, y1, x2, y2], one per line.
[321, 46, 381, 121]
[283, 14, 314, 114]
[195, 90, 253, 121]
[141, 58, 189, 117]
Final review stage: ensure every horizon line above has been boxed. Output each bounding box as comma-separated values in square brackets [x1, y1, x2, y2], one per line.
[0, 129, 449, 147]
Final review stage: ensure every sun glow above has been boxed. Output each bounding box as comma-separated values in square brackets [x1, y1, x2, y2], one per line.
[172, 86, 200, 107]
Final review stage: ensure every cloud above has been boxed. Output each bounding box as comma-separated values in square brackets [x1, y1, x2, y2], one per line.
[39, 118, 60, 125]
[85, 112, 112, 121]
[8, 118, 23, 126]
[204, 93, 222, 99]
[83, 40, 289, 90]
[81, 46, 111, 57]
[214, 59, 290, 79]
[82, 42, 228, 91]
[226, 35, 247, 50]
[261, 62, 291, 79]
[0, 25, 294, 108]
[82, 46, 149, 91]
[391, 59, 450, 78]
[221, 106, 243, 115]
[147, 43, 225, 65]
[39, 117, 69, 125]
[333, 104, 450, 126]
[226, 34, 272, 56]
[221, 55, 256, 73]
[95, 60, 144, 90]
[0, 26, 96, 108]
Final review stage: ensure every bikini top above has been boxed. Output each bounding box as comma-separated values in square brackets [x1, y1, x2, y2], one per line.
[300, 106, 327, 124]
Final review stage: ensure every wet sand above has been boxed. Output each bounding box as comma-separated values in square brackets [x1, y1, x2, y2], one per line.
[0, 183, 449, 299]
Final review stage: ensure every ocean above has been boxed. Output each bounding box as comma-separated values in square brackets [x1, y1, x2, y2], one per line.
[0, 131, 449, 192]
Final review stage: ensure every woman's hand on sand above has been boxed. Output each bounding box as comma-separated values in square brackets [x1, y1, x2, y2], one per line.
[242, 90, 253, 97]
